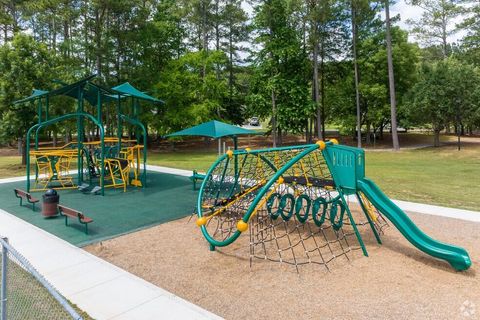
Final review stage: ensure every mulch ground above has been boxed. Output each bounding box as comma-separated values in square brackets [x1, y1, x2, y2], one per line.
[86, 209, 480, 320]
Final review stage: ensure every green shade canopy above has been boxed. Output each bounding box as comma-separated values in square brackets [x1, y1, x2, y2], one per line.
[13, 76, 164, 107]
[13, 89, 49, 104]
[112, 82, 164, 103]
[166, 120, 258, 139]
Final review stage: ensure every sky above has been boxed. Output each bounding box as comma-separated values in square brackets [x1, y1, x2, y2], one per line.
[389, 0, 467, 43]
[242, 0, 468, 44]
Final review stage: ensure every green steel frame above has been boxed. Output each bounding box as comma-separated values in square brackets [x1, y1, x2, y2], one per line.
[26, 112, 106, 195]
[197, 141, 473, 271]
[197, 142, 372, 256]
[20, 76, 154, 195]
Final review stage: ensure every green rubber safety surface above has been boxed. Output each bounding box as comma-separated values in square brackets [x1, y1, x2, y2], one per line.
[0, 172, 197, 247]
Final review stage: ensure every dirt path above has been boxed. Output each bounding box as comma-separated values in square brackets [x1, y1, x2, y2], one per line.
[86, 211, 480, 320]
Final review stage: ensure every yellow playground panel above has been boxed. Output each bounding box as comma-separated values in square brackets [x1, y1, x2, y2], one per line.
[31, 149, 78, 191]
[30, 138, 145, 192]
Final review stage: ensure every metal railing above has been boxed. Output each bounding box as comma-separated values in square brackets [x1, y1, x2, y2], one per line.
[0, 237, 83, 320]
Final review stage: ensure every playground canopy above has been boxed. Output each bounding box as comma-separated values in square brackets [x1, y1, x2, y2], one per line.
[14, 75, 162, 195]
[112, 82, 164, 103]
[166, 120, 259, 150]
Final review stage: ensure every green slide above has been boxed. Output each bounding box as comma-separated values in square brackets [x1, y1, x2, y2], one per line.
[357, 178, 472, 271]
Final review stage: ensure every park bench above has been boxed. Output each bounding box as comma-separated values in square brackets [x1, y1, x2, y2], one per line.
[58, 204, 93, 234]
[190, 170, 206, 190]
[14, 189, 39, 211]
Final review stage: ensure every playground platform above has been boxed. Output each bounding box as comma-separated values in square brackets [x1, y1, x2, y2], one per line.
[0, 170, 197, 246]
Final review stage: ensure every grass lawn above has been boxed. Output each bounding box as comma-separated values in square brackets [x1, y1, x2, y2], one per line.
[2, 258, 92, 319]
[0, 156, 34, 178]
[1, 141, 478, 211]
[364, 145, 479, 211]
[147, 145, 480, 211]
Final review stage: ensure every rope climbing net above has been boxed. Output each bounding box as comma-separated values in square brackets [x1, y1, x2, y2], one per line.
[198, 145, 388, 271]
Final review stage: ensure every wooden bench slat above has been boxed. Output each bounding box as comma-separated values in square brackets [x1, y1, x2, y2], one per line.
[14, 189, 39, 211]
[58, 205, 93, 234]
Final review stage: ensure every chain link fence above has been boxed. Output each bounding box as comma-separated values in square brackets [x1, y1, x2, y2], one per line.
[0, 237, 83, 320]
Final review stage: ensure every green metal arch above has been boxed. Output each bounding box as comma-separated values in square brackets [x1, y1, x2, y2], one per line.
[197, 143, 320, 248]
[119, 114, 147, 187]
[26, 113, 105, 195]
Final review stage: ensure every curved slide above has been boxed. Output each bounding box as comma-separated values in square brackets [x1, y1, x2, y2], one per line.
[357, 178, 471, 271]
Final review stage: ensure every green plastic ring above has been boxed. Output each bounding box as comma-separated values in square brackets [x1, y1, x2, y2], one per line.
[279, 193, 295, 221]
[295, 194, 311, 223]
[312, 197, 328, 227]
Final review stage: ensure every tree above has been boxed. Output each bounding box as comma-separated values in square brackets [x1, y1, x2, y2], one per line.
[307, 0, 350, 141]
[459, 0, 480, 66]
[155, 50, 229, 134]
[407, 0, 463, 58]
[352, 0, 362, 147]
[405, 59, 480, 146]
[384, 0, 399, 150]
[0, 34, 57, 164]
[248, 0, 311, 147]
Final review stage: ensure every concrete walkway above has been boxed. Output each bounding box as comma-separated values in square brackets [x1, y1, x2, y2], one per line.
[0, 209, 222, 320]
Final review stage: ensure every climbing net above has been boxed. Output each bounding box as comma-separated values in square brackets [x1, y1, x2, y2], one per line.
[198, 146, 388, 271]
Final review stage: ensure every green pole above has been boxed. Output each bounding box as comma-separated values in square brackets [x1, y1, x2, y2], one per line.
[117, 95, 122, 154]
[26, 123, 41, 192]
[233, 135, 238, 179]
[340, 191, 369, 257]
[45, 96, 49, 121]
[356, 192, 382, 244]
[37, 99, 42, 124]
[134, 98, 140, 143]
[77, 88, 84, 186]
[26, 113, 104, 193]
[100, 127, 105, 196]
[143, 126, 147, 188]
[120, 115, 147, 188]
[97, 88, 102, 123]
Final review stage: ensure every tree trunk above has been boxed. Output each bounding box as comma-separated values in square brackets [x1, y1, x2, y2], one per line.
[271, 89, 277, 148]
[351, 0, 361, 148]
[53, 130, 57, 147]
[313, 26, 322, 140]
[433, 128, 441, 147]
[320, 44, 326, 140]
[18, 137, 26, 166]
[17, 137, 23, 156]
[366, 122, 371, 144]
[385, 0, 400, 150]
[215, 0, 220, 51]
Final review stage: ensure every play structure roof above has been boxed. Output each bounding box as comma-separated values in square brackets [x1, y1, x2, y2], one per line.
[112, 82, 164, 103]
[13, 75, 163, 106]
[166, 120, 258, 139]
[13, 89, 49, 104]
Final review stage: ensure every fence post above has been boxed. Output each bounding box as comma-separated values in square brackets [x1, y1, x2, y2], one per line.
[1, 237, 7, 320]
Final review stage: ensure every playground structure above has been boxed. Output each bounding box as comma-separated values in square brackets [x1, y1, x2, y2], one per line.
[14, 75, 162, 195]
[196, 140, 472, 271]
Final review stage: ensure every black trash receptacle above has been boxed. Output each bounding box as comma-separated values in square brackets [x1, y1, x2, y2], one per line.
[42, 189, 59, 217]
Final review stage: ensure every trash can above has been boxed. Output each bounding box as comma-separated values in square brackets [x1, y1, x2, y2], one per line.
[42, 189, 59, 217]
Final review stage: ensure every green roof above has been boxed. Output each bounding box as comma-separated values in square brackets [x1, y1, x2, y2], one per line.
[112, 82, 164, 103]
[13, 89, 49, 104]
[166, 120, 259, 139]
[13, 76, 164, 107]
